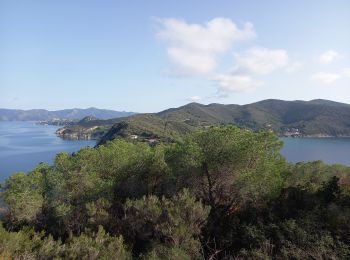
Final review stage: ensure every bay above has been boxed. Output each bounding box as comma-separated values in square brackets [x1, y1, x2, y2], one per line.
[0, 121, 95, 181]
[280, 137, 350, 166]
[1, 122, 350, 182]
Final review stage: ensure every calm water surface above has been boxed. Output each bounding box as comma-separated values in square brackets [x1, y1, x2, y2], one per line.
[281, 137, 350, 166]
[0, 121, 95, 181]
[1, 122, 350, 182]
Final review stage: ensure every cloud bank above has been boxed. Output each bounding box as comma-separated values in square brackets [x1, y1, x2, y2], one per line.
[311, 72, 341, 84]
[319, 50, 340, 64]
[234, 48, 289, 75]
[156, 18, 349, 98]
[156, 17, 255, 75]
[214, 47, 290, 93]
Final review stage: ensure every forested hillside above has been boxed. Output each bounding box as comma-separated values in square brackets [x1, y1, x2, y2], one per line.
[157, 99, 350, 136]
[2, 126, 350, 259]
[58, 99, 350, 142]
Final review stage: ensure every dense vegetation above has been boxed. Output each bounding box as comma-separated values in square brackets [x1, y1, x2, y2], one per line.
[98, 114, 195, 145]
[59, 99, 350, 142]
[158, 99, 350, 136]
[2, 126, 350, 259]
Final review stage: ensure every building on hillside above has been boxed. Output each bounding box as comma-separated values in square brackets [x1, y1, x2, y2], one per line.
[283, 128, 301, 137]
[148, 138, 159, 146]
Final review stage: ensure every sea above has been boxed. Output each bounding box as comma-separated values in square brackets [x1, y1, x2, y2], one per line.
[1, 121, 350, 182]
[0, 121, 95, 182]
[280, 137, 350, 166]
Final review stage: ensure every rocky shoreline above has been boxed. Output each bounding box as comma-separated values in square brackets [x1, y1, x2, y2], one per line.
[55, 126, 106, 140]
[36, 118, 77, 126]
[55, 124, 350, 142]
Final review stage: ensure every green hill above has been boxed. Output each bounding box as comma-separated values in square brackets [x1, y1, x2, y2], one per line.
[98, 114, 195, 145]
[58, 99, 350, 142]
[157, 99, 350, 136]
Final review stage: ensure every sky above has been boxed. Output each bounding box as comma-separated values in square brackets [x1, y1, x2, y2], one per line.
[1, 0, 350, 112]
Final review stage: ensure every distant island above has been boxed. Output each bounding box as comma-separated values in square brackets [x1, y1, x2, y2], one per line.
[53, 99, 350, 142]
[0, 107, 135, 121]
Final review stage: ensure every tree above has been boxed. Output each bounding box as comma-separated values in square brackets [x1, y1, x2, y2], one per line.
[123, 189, 210, 258]
[1, 164, 48, 230]
[167, 126, 285, 211]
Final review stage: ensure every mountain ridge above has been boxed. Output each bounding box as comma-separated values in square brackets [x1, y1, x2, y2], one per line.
[41, 99, 350, 142]
[0, 107, 135, 121]
[94, 99, 350, 143]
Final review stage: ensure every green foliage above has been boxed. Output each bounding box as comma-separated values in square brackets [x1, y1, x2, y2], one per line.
[98, 114, 194, 145]
[124, 189, 209, 257]
[0, 223, 65, 259]
[144, 245, 192, 260]
[167, 126, 285, 211]
[57, 99, 350, 144]
[1, 164, 47, 228]
[284, 160, 350, 191]
[0, 224, 130, 259]
[63, 226, 131, 260]
[2, 126, 350, 259]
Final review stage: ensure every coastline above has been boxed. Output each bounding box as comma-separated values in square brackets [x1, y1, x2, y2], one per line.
[280, 135, 350, 138]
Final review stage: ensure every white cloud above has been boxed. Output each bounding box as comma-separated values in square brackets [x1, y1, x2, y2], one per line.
[156, 17, 256, 75]
[211, 47, 290, 94]
[286, 61, 303, 73]
[157, 18, 255, 53]
[310, 68, 350, 84]
[342, 68, 350, 77]
[213, 73, 262, 93]
[167, 48, 216, 75]
[234, 47, 289, 75]
[311, 72, 341, 84]
[187, 96, 202, 102]
[156, 18, 300, 96]
[319, 50, 340, 64]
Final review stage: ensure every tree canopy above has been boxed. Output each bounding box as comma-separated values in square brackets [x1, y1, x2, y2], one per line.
[1, 126, 350, 259]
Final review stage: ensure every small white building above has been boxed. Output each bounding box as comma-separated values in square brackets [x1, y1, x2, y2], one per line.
[148, 138, 159, 145]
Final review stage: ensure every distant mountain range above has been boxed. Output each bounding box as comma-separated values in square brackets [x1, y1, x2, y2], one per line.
[54, 99, 350, 143]
[0, 107, 135, 121]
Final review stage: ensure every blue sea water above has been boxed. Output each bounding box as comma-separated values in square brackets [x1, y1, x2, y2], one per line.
[280, 137, 350, 166]
[1, 122, 350, 182]
[0, 121, 95, 181]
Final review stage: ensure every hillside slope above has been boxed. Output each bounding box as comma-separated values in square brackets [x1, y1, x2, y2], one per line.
[98, 114, 195, 145]
[57, 99, 350, 142]
[157, 99, 350, 136]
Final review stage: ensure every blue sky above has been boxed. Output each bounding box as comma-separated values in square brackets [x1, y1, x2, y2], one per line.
[1, 0, 350, 112]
